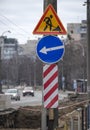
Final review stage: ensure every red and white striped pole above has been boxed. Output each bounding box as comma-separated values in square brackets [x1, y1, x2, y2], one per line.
[43, 64, 58, 108]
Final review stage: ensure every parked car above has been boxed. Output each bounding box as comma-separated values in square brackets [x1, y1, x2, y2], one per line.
[5, 88, 20, 101]
[22, 87, 34, 96]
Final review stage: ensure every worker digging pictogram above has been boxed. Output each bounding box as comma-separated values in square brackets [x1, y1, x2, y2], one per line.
[43, 14, 61, 32]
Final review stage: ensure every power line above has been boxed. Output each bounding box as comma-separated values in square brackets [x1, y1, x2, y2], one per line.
[0, 19, 8, 26]
[0, 13, 30, 35]
[0, 19, 29, 37]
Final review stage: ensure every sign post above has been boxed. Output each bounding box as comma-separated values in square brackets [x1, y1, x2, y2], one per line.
[33, 3, 67, 130]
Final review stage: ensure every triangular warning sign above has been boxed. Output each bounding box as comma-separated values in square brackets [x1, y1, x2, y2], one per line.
[33, 4, 67, 35]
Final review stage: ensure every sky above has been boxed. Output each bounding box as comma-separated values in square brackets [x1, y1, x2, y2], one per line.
[0, 0, 86, 44]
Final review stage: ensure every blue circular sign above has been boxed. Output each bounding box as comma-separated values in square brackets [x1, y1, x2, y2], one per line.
[36, 35, 65, 64]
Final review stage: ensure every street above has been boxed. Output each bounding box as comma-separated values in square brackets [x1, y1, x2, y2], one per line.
[11, 91, 42, 109]
[10, 90, 68, 109]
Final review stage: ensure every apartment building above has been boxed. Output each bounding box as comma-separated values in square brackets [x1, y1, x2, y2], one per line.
[20, 39, 40, 57]
[0, 36, 21, 60]
[67, 20, 87, 41]
[80, 20, 87, 39]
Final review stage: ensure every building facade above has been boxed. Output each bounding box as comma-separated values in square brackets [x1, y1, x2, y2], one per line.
[67, 20, 87, 41]
[20, 39, 40, 57]
[80, 20, 87, 39]
[0, 36, 20, 60]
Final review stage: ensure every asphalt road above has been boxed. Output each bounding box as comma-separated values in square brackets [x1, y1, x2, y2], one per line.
[11, 90, 68, 109]
[11, 91, 42, 108]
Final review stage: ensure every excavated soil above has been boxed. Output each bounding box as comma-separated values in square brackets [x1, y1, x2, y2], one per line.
[0, 93, 87, 129]
[15, 106, 41, 129]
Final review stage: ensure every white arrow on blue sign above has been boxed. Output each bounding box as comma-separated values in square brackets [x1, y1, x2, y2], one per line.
[36, 35, 65, 64]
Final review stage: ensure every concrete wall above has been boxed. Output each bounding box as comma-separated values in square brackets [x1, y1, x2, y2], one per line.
[0, 94, 11, 110]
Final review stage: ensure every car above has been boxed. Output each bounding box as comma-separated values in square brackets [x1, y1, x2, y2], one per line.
[5, 88, 20, 101]
[22, 87, 34, 96]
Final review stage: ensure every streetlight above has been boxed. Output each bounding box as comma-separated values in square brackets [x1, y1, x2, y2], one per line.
[0, 30, 11, 93]
[1, 30, 11, 36]
[0, 30, 11, 60]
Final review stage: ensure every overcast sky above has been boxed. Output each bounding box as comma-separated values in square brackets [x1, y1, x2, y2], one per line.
[0, 0, 86, 44]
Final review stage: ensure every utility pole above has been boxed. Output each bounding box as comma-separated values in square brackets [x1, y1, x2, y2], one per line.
[87, 0, 90, 129]
[87, 0, 90, 99]
[43, 1, 58, 130]
[0, 47, 2, 93]
[44, 0, 57, 11]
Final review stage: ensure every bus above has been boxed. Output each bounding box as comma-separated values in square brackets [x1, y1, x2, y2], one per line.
[73, 79, 87, 93]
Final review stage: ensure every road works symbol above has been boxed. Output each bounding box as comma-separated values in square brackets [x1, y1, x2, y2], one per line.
[36, 35, 65, 64]
[33, 4, 67, 35]
[43, 14, 61, 32]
